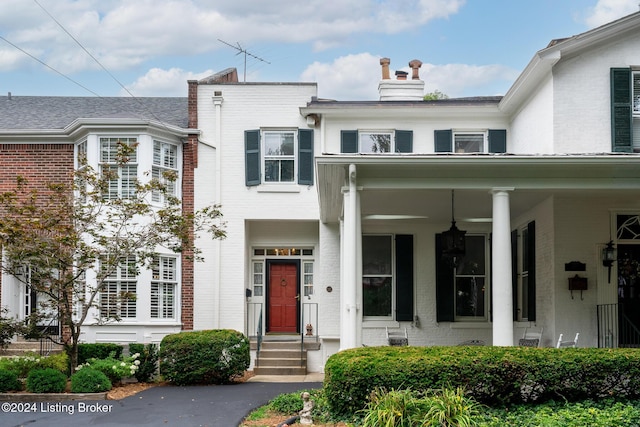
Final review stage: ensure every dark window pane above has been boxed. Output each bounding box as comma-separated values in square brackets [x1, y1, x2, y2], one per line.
[363, 235, 392, 275]
[265, 160, 279, 181]
[363, 277, 392, 316]
[455, 277, 485, 317]
[281, 160, 294, 181]
[455, 235, 485, 275]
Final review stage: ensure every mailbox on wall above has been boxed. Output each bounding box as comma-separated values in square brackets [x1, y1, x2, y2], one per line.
[568, 274, 588, 300]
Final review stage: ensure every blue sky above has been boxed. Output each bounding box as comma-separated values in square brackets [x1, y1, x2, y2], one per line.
[0, 0, 638, 101]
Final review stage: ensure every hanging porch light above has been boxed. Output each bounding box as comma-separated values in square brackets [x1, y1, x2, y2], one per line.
[442, 190, 466, 259]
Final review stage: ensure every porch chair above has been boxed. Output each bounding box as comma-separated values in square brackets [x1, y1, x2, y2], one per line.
[519, 327, 544, 347]
[556, 332, 579, 348]
[386, 327, 408, 346]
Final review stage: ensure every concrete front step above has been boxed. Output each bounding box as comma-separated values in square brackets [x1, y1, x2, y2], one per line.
[1, 339, 64, 356]
[253, 366, 307, 376]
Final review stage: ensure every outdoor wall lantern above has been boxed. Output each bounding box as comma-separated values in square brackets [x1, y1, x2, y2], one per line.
[441, 190, 466, 264]
[602, 241, 616, 284]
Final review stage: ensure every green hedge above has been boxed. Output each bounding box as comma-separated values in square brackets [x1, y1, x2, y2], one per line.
[26, 368, 67, 393]
[324, 346, 640, 418]
[77, 343, 123, 365]
[159, 329, 249, 385]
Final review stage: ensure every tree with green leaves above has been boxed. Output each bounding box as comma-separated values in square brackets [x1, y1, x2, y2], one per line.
[0, 141, 225, 370]
[423, 90, 449, 101]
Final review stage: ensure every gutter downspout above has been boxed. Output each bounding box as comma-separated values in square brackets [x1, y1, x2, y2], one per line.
[212, 93, 224, 328]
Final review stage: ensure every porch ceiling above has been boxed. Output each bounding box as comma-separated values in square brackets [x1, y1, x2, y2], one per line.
[316, 155, 640, 223]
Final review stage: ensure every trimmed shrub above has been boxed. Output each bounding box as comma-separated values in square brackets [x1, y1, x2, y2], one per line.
[0, 352, 69, 378]
[0, 369, 22, 392]
[129, 343, 158, 383]
[77, 343, 123, 365]
[26, 368, 67, 393]
[160, 329, 249, 385]
[71, 368, 112, 393]
[324, 346, 640, 418]
[79, 353, 139, 384]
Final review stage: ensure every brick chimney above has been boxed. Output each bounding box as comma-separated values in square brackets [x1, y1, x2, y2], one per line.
[378, 59, 425, 101]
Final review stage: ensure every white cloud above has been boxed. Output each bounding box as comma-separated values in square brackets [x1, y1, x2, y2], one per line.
[123, 67, 214, 97]
[583, 0, 639, 27]
[0, 0, 465, 74]
[301, 54, 519, 101]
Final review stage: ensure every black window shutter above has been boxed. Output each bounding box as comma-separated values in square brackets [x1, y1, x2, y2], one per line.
[395, 235, 414, 321]
[527, 221, 536, 321]
[245, 130, 261, 186]
[611, 68, 633, 153]
[395, 130, 413, 153]
[511, 229, 518, 321]
[341, 130, 358, 153]
[434, 129, 452, 152]
[298, 129, 314, 185]
[488, 129, 507, 153]
[435, 234, 455, 322]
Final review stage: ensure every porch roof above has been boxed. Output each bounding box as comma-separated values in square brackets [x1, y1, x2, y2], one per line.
[316, 154, 640, 223]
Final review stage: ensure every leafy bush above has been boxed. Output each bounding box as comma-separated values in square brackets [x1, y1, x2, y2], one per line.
[324, 346, 640, 418]
[159, 329, 249, 385]
[77, 343, 123, 365]
[70, 368, 112, 393]
[26, 368, 67, 393]
[359, 387, 481, 427]
[77, 352, 139, 384]
[0, 369, 22, 392]
[0, 352, 68, 378]
[0, 307, 24, 349]
[477, 399, 640, 427]
[129, 343, 158, 382]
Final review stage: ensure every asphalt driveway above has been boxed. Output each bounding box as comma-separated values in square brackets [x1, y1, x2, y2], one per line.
[0, 381, 322, 427]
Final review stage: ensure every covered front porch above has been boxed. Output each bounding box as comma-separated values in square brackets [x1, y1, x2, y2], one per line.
[316, 155, 640, 350]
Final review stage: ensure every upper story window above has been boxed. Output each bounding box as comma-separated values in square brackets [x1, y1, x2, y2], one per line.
[359, 132, 392, 153]
[100, 137, 138, 200]
[152, 141, 178, 203]
[244, 129, 314, 187]
[611, 68, 639, 152]
[435, 129, 506, 154]
[454, 132, 485, 153]
[264, 131, 295, 182]
[341, 130, 413, 154]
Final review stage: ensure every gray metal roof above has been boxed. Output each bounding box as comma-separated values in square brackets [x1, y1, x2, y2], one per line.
[0, 95, 188, 130]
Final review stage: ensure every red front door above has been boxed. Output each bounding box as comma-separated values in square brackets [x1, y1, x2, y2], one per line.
[268, 263, 299, 333]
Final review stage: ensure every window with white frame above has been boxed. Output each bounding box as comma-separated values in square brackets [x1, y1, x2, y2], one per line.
[151, 255, 176, 319]
[152, 141, 178, 203]
[252, 261, 264, 297]
[100, 256, 137, 319]
[362, 235, 393, 317]
[264, 131, 295, 182]
[100, 137, 138, 199]
[359, 132, 392, 153]
[454, 132, 485, 153]
[303, 262, 313, 297]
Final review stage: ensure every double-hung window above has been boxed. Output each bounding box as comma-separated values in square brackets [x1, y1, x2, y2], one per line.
[362, 234, 414, 320]
[152, 141, 178, 203]
[264, 131, 295, 182]
[434, 129, 506, 153]
[436, 234, 489, 321]
[100, 256, 137, 319]
[341, 130, 413, 153]
[100, 137, 138, 199]
[359, 132, 392, 153]
[454, 132, 485, 153]
[151, 256, 176, 319]
[244, 129, 314, 186]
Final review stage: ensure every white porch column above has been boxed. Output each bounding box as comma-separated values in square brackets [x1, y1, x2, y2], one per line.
[341, 164, 360, 350]
[491, 188, 514, 346]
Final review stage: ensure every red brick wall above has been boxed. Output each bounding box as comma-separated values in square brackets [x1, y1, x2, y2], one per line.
[181, 82, 198, 330]
[0, 143, 74, 328]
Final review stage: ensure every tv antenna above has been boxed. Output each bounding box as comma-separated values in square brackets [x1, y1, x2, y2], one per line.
[218, 39, 270, 82]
